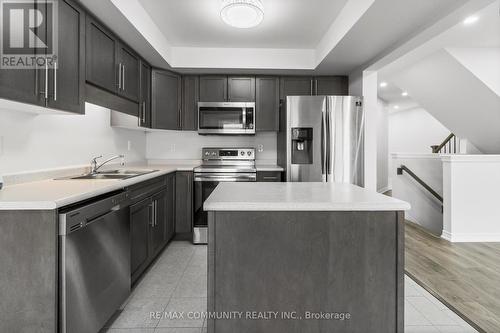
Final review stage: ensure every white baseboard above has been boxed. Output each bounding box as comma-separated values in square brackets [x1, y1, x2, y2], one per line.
[442, 230, 500, 242]
[377, 186, 392, 194]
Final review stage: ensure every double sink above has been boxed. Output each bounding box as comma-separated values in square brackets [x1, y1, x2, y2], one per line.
[59, 169, 158, 180]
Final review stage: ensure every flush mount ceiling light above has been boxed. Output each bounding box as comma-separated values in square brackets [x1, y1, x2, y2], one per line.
[463, 15, 479, 25]
[220, 0, 264, 29]
[379, 82, 388, 88]
[401, 91, 408, 97]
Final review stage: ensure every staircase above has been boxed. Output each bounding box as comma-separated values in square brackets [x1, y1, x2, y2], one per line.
[431, 133, 459, 154]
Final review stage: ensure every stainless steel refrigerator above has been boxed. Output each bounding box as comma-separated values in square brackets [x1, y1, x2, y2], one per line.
[284, 96, 364, 185]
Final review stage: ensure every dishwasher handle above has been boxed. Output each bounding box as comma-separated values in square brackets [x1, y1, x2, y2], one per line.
[59, 191, 130, 235]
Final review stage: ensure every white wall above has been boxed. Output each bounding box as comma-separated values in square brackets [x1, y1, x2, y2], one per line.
[392, 49, 500, 153]
[362, 71, 378, 191]
[447, 47, 500, 96]
[0, 103, 147, 175]
[348, 69, 378, 191]
[146, 131, 277, 162]
[376, 99, 389, 192]
[442, 155, 500, 242]
[389, 107, 450, 154]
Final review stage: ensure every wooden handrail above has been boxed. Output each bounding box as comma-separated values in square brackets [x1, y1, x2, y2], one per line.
[432, 133, 455, 153]
[397, 165, 443, 204]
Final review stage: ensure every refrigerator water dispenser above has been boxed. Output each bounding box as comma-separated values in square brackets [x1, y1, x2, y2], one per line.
[291, 128, 313, 164]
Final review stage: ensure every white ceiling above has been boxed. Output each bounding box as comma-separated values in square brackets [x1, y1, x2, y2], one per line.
[81, 0, 495, 74]
[377, 83, 418, 111]
[316, 0, 470, 74]
[138, 0, 348, 49]
[378, 0, 500, 107]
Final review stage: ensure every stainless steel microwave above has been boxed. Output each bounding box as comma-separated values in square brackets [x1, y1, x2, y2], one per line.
[198, 102, 255, 135]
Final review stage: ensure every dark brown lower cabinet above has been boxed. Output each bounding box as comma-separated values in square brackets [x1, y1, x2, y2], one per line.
[150, 188, 168, 258]
[130, 173, 176, 284]
[175, 171, 193, 237]
[130, 197, 152, 284]
[257, 171, 282, 182]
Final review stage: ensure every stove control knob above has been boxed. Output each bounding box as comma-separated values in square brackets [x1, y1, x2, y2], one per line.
[247, 151, 252, 156]
[205, 151, 210, 156]
[240, 151, 245, 156]
[212, 152, 217, 156]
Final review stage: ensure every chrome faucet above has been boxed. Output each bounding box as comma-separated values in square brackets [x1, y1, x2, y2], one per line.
[90, 155, 125, 174]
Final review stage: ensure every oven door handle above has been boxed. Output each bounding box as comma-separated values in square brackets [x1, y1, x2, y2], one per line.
[194, 175, 256, 182]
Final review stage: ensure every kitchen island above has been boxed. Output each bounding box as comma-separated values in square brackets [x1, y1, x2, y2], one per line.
[204, 182, 410, 333]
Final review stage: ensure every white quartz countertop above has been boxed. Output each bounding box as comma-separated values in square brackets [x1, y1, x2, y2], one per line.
[204, 182, 411, 211]
[0, 163, 200, 210]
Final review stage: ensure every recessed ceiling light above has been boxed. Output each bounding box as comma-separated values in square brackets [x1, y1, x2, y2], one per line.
[379, 82, 387, 88]
[401, 91, 408, 97]
[463, 16, 479, 25]
[220, 0, 264, 29]
[393, 105, 400, 110]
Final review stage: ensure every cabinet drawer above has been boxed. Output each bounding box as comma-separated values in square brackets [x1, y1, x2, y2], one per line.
[257, 171, 282, 182]
[128, 175, 168, 203]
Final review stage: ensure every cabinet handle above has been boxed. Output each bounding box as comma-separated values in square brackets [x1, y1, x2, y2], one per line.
[149, 203, 154, 226]
[138, 103, 142, 127]
[118, 63, 122, 90]
[315, 79, 318, 96]
[263, 176, 278, 180]
[310, 79, 313, 96]
[40, 62, 48, 100]
[178, 108, 182, 129]
[53, 62, 57, 101]
[154, 201, 158, 227]
[142, 101, 146, 123]
[122, 65, 125, 91]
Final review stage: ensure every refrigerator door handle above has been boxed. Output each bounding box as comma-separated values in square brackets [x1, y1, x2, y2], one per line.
[321, 109, 327, 181]
[327, 98, 335, 182]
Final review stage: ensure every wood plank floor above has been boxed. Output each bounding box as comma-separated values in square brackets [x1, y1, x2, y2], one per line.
[405, 222, 500, 333]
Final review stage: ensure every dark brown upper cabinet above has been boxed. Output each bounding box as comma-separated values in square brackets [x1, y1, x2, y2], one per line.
[86, 14, 140, 110]
[47, 0, 86, 114]
[85, 16, 118, 94]
[227, 76, 255, 102]
[199, 76, 227, 102]
[199, 75, 255, 102]
[279, 76, 314, 101]
[280, 76, 349, 99]
[256, 76, 279, 131]
[151, 69, 181, 130]
[117, 45, 140, 102]
[314, 76, 348, 95]
[0, 0, 85, 114]
[181, 76, 199, 131]
[139, 61, 151, 128]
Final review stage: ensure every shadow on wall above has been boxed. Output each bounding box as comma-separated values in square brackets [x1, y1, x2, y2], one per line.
[391, 154, 443, 236]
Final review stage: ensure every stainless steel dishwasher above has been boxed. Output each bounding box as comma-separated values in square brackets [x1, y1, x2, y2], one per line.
[59, 190, 130, 333]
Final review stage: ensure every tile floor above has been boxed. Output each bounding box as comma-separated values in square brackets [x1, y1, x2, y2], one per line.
[105, 241, 478, 333]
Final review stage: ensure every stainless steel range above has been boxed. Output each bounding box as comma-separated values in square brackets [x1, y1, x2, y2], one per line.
[193, 147, 256, 244]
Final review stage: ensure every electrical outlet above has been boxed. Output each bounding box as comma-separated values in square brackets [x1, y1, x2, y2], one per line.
[127, 140, 132, 151]
[257, 144, 264, 153]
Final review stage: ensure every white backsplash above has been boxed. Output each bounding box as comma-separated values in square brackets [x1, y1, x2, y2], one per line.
[146, 130, 277, 163]
[0, 102, 147, 175]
